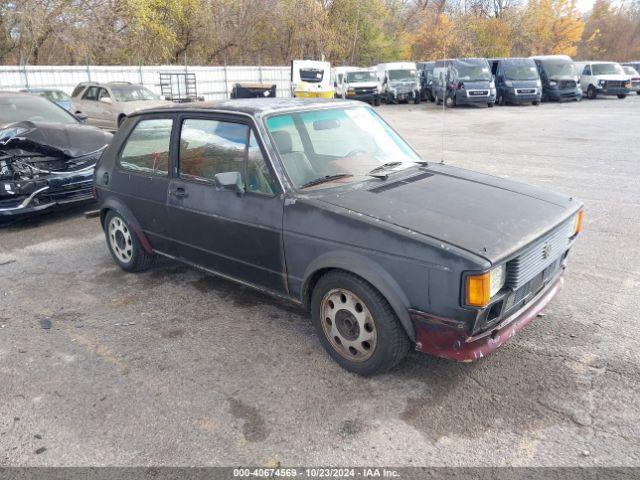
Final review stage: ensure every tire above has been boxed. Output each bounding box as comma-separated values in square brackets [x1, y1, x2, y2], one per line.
[587, 85, 597, 99]
[386, 92, 394, 104]
[104, 211, 155, 272]
[497, 94, 504, 106]
[532, 100, 540, 106]
[435, 95, 442, 106]
[373, 96, 381, 106]
[311, 271, 411, 376]
[617, 94, 627, 99]
[487, 102, 494, 108]
[444, 95, 455, 108]
[414, 94, 421, 104]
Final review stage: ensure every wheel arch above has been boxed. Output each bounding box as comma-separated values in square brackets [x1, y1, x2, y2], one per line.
[99, 198, 153, 253]
[301, 251, 416, 341]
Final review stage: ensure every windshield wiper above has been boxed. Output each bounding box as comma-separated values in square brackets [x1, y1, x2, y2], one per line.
[299, 173, 353, 189]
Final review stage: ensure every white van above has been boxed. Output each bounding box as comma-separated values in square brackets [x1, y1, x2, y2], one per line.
[375, 62, 420, 104]
[575, 61, 631, 99]
[333, 66, 380, 105]
[291, 60, 334, 98]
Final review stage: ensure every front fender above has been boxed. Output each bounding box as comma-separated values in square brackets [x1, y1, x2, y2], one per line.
[99, 196, 153, 253]
[302, 251, 416, 341]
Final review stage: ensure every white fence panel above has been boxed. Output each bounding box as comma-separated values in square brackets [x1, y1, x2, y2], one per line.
[0, 65, 293, 100]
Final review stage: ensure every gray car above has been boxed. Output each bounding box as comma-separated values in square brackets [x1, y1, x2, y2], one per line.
[70, 81, 172, 130]
[94, 99, 583, 375]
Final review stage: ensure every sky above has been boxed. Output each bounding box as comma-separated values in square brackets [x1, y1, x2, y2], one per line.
[576, 0, 597, 12]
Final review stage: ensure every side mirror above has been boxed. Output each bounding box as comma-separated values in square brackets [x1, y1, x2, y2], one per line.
[214, 171, 244, 195]
[99, 96, 112, 104]
[75, 112, 88, 123]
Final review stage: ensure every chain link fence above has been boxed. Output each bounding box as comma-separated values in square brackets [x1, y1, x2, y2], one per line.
[0, 64, 293, 100]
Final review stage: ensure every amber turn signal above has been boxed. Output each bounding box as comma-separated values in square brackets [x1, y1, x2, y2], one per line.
[574, 210, 584, 235]
[466, 272, 490, 307]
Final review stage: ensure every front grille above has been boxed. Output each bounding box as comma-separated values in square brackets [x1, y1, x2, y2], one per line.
[506, 219, 574, 290]
[604, 80, 624, 89]
[559, 80, 576, 89]
[355, 87, 376, 95]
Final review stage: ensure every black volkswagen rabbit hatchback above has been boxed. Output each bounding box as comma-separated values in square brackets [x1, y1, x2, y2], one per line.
[95, 99, 583, 375]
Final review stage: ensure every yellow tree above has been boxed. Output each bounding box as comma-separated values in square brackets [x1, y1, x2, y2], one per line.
[524, 0, 584, 56]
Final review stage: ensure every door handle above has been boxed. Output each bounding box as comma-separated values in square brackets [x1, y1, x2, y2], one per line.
[170, 187, 188, 198]
[102, 172, 109, 185]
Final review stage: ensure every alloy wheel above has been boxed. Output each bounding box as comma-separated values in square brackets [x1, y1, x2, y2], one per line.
[320, 288, 378, 362]
[108, 216, 133, 264]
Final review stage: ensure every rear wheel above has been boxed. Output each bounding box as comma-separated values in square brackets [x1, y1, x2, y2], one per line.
[104, 211, 155, 272]
[311, 271, 411, 376]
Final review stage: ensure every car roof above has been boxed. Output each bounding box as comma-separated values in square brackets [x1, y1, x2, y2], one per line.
[131, 98, 365, 118]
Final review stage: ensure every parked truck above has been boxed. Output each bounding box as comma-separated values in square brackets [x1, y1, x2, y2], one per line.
[333, 66, 380, 105]
[530, 55, 582, 102]
[575, 61, 631, 99]
[375, 62, 420, 104]
[489, 58, 541, 106]
[291, 59, 334, 98]
[432, 58, 496, 107]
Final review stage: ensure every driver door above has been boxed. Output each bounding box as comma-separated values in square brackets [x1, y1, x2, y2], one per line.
[166, 114, 287, 293]
[96, 87, 116, 129]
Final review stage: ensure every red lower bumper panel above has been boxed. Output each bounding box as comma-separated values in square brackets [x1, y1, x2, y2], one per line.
[410, 276, 564, 361]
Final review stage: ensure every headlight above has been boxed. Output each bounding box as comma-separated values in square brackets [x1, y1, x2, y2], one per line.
[490, 81, 496, 89]
[504, 80, 513, 87]
[465, 265, 506, 307]
[549, 80, 557, 86]
[536, 80, 542, 88]
[598, 79, 605, 86]
[0, 126, 29, 143]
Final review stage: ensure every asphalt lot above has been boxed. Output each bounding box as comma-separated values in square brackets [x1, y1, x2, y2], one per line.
[1, 96, 639, 467]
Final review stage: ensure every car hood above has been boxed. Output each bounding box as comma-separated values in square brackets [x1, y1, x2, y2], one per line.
[390, 80, 418, 89]
[593, 74, 628, 81]
[348, 82, 378, 88]
[461, 80, 492, 89]
[0, 121, 112, 158]
[121, 100, 173, 115]
[313, 164, 580, 263]
[507, 80, 539, 88]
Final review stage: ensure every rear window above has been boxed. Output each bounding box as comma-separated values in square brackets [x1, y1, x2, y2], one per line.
[119, 118, 173, 175]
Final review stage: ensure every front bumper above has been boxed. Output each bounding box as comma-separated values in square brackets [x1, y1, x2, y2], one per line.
[410, 271, 564, 362]
[294, 90, 334, 99]
[503, 88, 541, 103]
[546, 88, 582, 101]
[596, 86, 630, 96]
[0, 170, 94, 218]
[346, 92, 378, 103]
[389, 91, 417, 102]
[455, 89, 496, 105]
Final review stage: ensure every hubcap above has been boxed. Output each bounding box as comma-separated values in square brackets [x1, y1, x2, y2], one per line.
[108, 216, 133, 264]
[320, 289, 377, 362]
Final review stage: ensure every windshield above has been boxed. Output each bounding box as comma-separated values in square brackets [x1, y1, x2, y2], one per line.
[347, 71, 377, 82]
[266, 106, 421, 189]
[388, 69, 416, 81]
[39, 90, 70, 102]
[592, 63, 625, 75]
[300, 69, 324, 83]
[541, 60, 576, 77]
[0, 94, 78, 125]
[111, 85, 160, 102]
[453, 60, 491, 81]
[623, 66, 639, 76]
[503, 59, 539, 80]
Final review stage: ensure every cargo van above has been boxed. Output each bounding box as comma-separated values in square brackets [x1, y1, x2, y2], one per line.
[575, 61, 631, 99]
[530, 55, 581, 102]
[291, 60, 334, 98]
[375, 62, 420, 104]
[417, 61, 436, 101]
[432, 58, 496, 107]
[333, 66, 380, 105]
[489, 58, 541, 105]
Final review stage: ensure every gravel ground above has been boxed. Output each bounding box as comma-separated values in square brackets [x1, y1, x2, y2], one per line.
[1, 96, 639, 467]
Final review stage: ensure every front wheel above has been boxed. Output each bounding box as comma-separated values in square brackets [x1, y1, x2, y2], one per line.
[311, 271, 411, 376]
[532, 100, 540, 106]
[488, 102, 494, 108]
[617, 94, 627, 99]
[444, 95, 456, 108]
[373, 96, 381, 106]
[587, 85, 597, 99]
[414, 94, 421, 104]
[104, 211, 155, 272]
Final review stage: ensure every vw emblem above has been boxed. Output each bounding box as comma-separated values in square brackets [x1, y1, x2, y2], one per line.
[542, 242, 552, 259]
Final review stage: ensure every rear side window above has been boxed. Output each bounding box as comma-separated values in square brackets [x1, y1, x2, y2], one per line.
[119, 118, 173, 175]
[179, 118, 275, 195]
[71, 85, 86, 97]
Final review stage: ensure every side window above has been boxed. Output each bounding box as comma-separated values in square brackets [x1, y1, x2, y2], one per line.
[582, 65, 592, 76]
[71, 85, 85, 97]
[247, 131, 275, 195]
[119, 118, 172, 175]
[179, 119, 247, 183]
[98, 88, 111, 100]
[83, 86, 99, 101]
